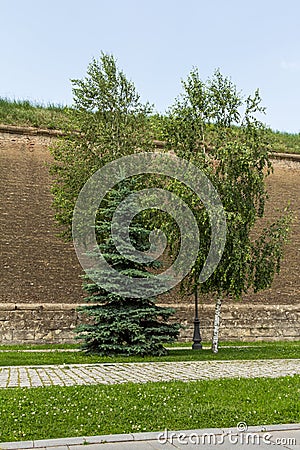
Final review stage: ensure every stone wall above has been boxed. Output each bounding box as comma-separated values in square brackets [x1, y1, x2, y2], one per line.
[0, 303, 79, 344]
[0, 302, 298, 344]
[173, 303, 300, 342]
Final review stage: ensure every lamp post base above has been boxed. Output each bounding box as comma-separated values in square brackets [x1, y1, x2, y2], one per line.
[192, 342, 202, 350]
[192, 318, 202, 350]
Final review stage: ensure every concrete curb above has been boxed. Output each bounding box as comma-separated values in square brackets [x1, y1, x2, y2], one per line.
[0, 423, 299, 449]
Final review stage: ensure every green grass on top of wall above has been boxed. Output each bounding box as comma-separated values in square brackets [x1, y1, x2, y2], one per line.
[0, 98, 72, 130]
[0, 98, 300, 153]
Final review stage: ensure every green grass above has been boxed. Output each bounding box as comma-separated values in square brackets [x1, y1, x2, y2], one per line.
[269, 130, 300, 155]
[0, 341, 299, 366]
[0, 98, 300, 153]
[0, 340, 289, 351]
[0, 343, 79, 351]
[166, 340, 283, 348]
[0, 376, 298, 442]
[0, 98, 72, 130]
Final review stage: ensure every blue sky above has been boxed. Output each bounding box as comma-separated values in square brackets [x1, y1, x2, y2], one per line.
[1, 0, 300, 132]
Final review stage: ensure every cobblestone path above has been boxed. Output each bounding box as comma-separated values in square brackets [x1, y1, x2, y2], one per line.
[0, 359, 299, 388]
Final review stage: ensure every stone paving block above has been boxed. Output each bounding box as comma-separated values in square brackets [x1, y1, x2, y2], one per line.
[131, 431, 164, 441]
[1, 426, 299, 449]
[264, 424, 300, 431]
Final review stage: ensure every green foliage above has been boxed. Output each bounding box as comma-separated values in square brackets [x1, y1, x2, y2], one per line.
[148, 113, 169, 140]
[50, 52, 153, 238]
[49, 53, 293, 354]
[76, 180, 180, 356]
[50, 53, 179, 356]
[160, 68, 292, 300]
[250, 211, 293, 292]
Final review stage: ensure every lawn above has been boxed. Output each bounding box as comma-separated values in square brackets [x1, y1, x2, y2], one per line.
[0, 341, 299, 366]
[0, 376, 298, 442]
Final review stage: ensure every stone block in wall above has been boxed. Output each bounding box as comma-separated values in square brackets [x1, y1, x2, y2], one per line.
[250, 327, 300, 338]
[0, 304, 16, 311]
[220, 326, 252, 337]
[35, 331, 54, 341]
[0, 320, 10, 330]
[0, 331, 13, 341]
[53, 329, 75, 340]
[13, 330, 35, 341]
[0, 312, 15, 321]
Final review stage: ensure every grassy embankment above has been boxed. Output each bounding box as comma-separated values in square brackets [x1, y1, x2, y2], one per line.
[0, 98, 72, 130]
[0, 98, 299, 153]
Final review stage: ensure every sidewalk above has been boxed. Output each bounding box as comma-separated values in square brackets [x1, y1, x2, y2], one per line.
[1, 423, 299, 449]
[0, 359, 299, 388]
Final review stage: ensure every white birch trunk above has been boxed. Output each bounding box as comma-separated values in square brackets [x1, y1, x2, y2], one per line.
[211, 297, 222, 353]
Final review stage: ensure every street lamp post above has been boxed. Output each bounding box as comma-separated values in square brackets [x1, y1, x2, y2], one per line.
[192, 286, 202, 350]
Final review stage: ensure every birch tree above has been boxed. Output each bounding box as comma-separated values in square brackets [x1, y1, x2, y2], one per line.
[162, 68, 292, 353]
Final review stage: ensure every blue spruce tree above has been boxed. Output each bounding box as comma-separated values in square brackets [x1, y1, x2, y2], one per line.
[76, 180, 180, 356]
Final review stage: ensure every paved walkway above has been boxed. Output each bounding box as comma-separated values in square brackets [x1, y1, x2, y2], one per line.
[0, 359, 299, 388]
